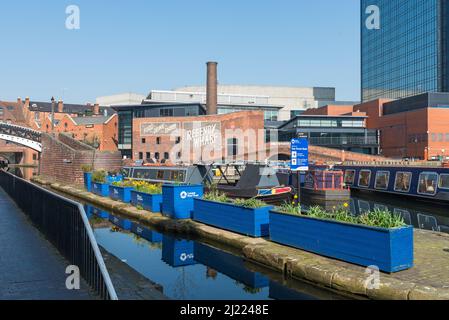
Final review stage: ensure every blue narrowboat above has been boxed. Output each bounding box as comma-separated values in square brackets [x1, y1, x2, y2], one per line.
[334, 165, 449, 203]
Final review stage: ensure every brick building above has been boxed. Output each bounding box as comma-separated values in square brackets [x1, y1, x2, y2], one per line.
[132, 110, 265, 164]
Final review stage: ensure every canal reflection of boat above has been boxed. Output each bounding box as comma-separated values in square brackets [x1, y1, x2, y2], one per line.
[194, 242, 269, 289]
[121, 163, 293, 204]
[334, 164, 449, 203]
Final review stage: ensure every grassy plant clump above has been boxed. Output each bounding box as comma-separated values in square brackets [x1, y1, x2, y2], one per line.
[233, 198, 267, 209]
[112, 180, 162, 194]
[203, 190, 230, 203]
[276, 202, 302, 215]
[277, 204, 406, 229]
[92, 170, 107, 183]
[81, 164, 93, 173]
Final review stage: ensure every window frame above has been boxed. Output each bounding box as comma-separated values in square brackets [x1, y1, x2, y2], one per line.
[344, 169, 356, 185]
[394, 171, 413, 193]
[439, 173, 449, 190]
[374, 170, 390, 190]
[358, 169, 372, 188]
[417, 171, 439, 196]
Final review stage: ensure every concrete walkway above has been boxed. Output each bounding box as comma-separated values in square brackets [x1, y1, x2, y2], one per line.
[0, 188, 96, 300]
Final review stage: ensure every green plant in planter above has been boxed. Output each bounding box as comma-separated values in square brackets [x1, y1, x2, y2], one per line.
[276, 202, 302, 215]
[358, 209, 406, 229]
[92, 170, 107, 183]
[81, 164, 93, 173]
[233, 198, 267, 209]
[203, 190, 229, 203]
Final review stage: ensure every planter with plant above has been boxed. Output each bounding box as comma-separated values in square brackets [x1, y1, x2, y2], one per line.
[91, 170, 110, 197]
[130, 181, 163, 213]
[193, 191, 272, 237]
[162, 184, 204, 219]
[270, 204, 413, 273]
[109, 180, 135, 203]
[81, 164, 93, 192]
[106, 169, 124, 184]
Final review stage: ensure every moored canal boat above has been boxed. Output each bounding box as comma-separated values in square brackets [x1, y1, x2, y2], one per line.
[334, 164, 449, 203]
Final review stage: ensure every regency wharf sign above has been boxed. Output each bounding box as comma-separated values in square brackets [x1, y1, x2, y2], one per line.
[183, 122, 221, 148]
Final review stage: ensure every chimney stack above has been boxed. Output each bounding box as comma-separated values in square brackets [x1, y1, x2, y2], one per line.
[93, 103, 100, 115]
[58, 100, 64, 113]
[17, 97, 22, 105]
[206, 61, 218, 115]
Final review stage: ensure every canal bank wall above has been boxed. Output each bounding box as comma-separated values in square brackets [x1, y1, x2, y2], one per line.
[31, 176, 449, 301]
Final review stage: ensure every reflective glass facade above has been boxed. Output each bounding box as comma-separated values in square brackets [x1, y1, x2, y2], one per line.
[361, 0, 446, 102]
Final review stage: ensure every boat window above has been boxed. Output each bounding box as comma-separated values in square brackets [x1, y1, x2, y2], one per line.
[358, 200, 371, 215]
[132, 169, 152, 180]
[156, 170, 165, 180]
[344, 170, 356, 185]
[394, 172, 412, 193]
[439, 174, 449, 190]
[121, 168, 131, 178]
[417, 213, 439, 231]
[358, 170, 371, 188]
[375, 171, 390, 190]
[417, 172, 438, 195]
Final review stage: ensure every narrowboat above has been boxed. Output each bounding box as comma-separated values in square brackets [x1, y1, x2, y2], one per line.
[334, 164, 449, 203]
[121, 164, 293, 204]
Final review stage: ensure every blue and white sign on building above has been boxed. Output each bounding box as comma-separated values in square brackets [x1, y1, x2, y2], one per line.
[290, 138, 309, 171]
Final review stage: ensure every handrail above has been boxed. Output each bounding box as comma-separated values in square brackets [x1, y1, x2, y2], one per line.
[0, 170, 118, 300]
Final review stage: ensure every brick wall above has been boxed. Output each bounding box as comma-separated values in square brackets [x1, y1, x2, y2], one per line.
[40, 133, 122, 184]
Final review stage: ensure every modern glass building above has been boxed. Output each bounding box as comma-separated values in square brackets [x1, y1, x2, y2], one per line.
[361, 0, 449, 102]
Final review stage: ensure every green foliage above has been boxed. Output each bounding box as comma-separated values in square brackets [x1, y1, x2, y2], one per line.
[81, 164, 93, 173]
[233, 198, 267, 209]
[203, 190, 230, 203]
[277, 202, 302, 215]
[112, 180, 162, 194]
[92, 170, 107, 183]
[276, 204, 406, 229]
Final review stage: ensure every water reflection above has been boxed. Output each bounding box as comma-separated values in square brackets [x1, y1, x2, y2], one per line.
[6, 166, 38, 181]
[84, 204, 345, 300]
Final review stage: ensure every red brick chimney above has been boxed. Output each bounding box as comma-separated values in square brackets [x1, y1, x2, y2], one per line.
[17, 97, 22, 105]
[25, 97, 30, 107]
[93, 103, 100, 115]
[206, 61, 218, 115]
[58, 100, 64, 113]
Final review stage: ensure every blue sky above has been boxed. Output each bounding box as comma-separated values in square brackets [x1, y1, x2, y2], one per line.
[0, 0, 360, 103]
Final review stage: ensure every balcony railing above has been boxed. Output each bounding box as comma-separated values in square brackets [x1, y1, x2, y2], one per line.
[308, 136, 378, 146]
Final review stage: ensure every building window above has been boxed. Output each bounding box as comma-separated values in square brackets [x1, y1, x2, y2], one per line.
[375, 171, 390, 190]
[227, 138, 238, 157]
[417, 172, 438, 196]
[175, 137, 181, 144]
[156, 137, 161, 145]
[164, 152, 169, 160]
[155, 152, 160, 160]
[32, 154, 37, 161]
[358, 170, 371, 188]
[142, 138, 146, 144]
[160, 108, 174, 117]
[138, 152, 143, 160]
[176, 152, 182, 159]
[394, 172, 412, 193]
[146, 152, 151, 160]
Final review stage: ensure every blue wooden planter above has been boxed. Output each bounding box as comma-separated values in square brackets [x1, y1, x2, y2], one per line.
[109, 215, 132, 230]
[193, 199, 272, 237]
[162, 184, 204, 219]
[84, 172, 92, 192]
[91, 182, 110, 197]
[194, 242, 269, 288]
[131, 191, 163, 213]
[109, 185, 134, 203]
[269, 211, 414, 273]
[161, 236, 196, 267]
[106, 174, 123, 184]
[131, 223, 163, 243]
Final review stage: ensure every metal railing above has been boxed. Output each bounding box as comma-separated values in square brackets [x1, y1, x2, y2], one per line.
[0, 170, 118, 300]
[308, 136, 378, 146]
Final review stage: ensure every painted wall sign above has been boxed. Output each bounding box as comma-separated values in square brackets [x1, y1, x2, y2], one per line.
[183, 122, 221, 148]
[140, 122, 181, 136]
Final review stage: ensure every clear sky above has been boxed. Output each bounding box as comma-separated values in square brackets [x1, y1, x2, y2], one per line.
[0, 0, 361, 104]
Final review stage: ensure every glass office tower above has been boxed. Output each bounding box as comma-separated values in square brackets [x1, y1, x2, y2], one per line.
[361, 0, 449, 102]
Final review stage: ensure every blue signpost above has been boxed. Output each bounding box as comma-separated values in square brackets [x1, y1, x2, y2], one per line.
[291, 136, 309, 205]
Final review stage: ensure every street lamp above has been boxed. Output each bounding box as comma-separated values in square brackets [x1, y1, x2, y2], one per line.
[51, 96, 55, 135]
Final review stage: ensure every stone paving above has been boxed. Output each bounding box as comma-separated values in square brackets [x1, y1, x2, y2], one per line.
[0, 188, 96, 300]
